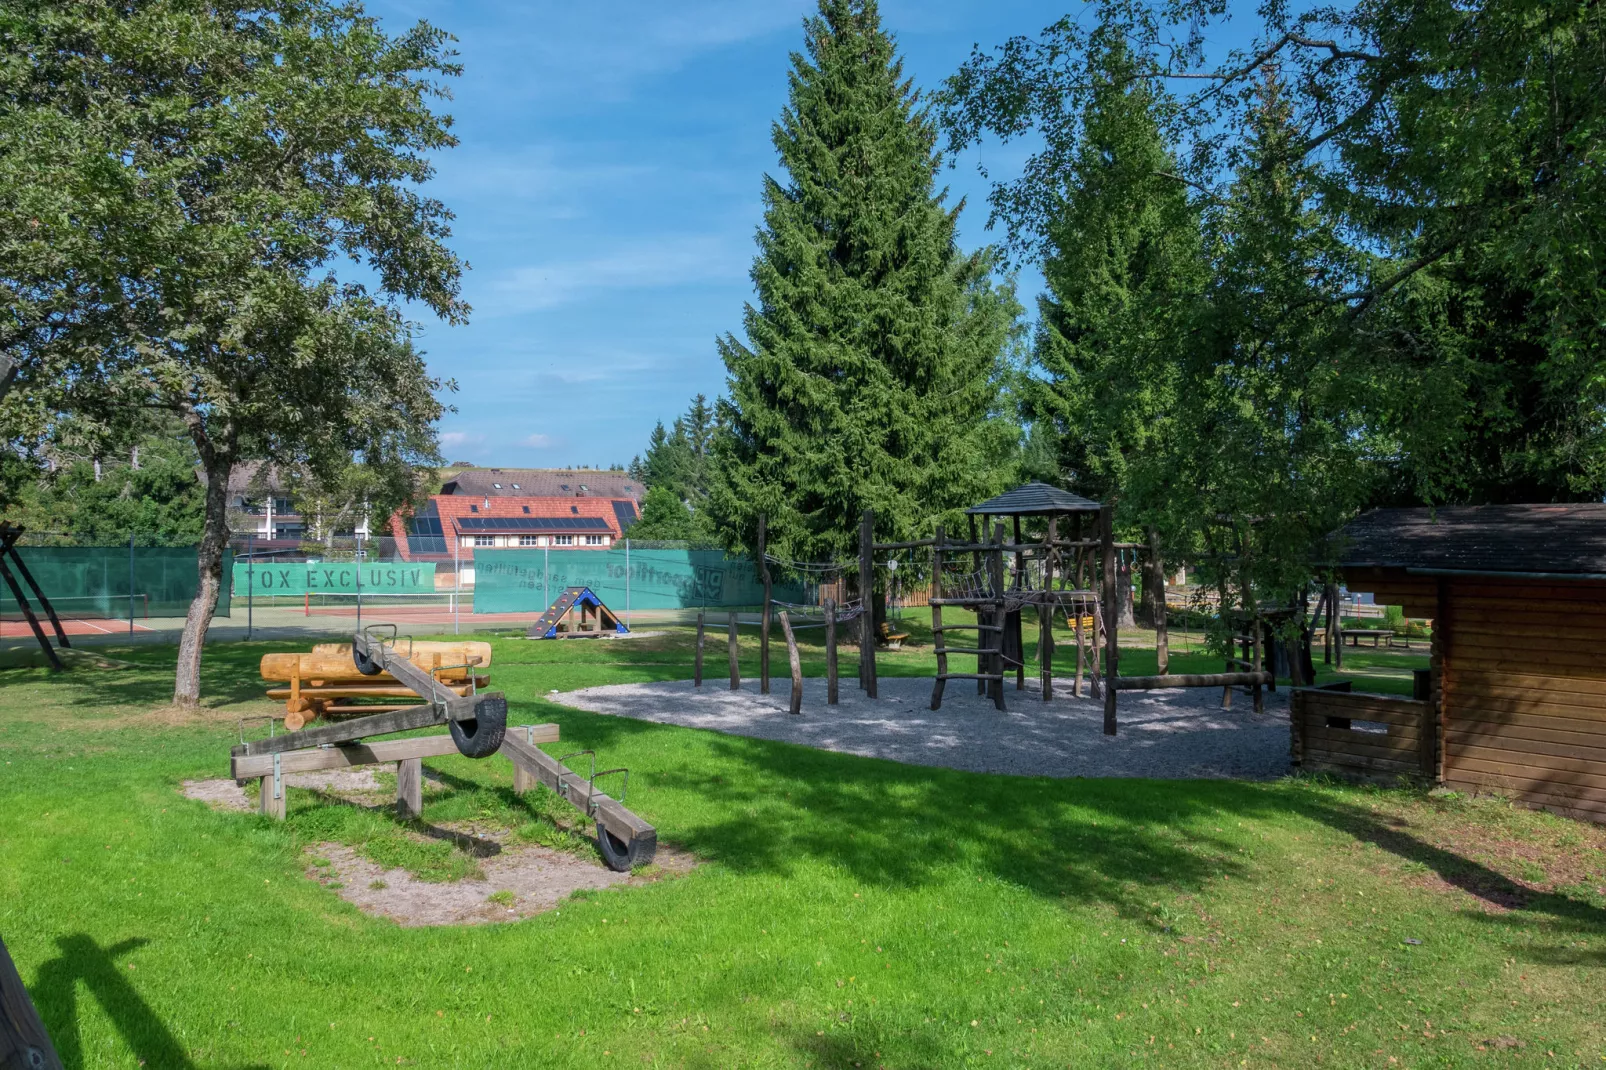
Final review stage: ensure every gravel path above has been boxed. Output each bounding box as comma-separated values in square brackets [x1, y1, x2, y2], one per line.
[557, 675, 1293, 780]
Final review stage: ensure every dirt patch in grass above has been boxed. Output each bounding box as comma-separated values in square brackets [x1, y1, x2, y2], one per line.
[303, 840, 696, 926]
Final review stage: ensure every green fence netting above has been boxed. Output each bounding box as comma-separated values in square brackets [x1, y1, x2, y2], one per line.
[472, 547, 805, 614]
[231, 560, 436, 596]
[4, 546, 231, 619]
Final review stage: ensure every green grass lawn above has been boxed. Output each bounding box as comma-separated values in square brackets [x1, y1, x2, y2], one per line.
[2, 622, 1604, 1068]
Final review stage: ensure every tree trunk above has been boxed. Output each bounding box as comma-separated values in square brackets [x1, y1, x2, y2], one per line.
[175, 453, 232, 706]
[1115, 551, 1136, 628]
[1144, 527, 1169, 675]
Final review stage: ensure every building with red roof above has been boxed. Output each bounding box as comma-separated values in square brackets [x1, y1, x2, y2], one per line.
[390, 491, 639, 565]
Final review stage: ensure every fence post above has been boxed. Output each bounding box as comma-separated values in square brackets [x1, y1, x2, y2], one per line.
[825, 598, 838, 705]
[694, 610, 705, 687]
[128, 531, 135, 637]
[453, 536, 461, 635]
[728, 611, 740, 690]
[625, 538, 631, 631]
[780, 609, 802, 715]
[246, 532, 254, 640]
[355, 532, 363, 633]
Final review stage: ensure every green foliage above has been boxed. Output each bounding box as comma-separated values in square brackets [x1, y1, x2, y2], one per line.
[0, 0, 468, 698]
[940, 0, 1606, 633]
[10, 430, 206, 544]
[629, 485, 715, 543]
[1023, 30, 1202, 508]
[632, 394, 716, 505]
[709, 0, 1022, 565]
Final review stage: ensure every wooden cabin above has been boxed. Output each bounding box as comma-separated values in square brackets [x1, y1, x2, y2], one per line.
[1335, 504, 1606, 823]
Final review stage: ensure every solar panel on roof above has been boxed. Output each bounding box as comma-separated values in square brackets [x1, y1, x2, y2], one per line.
[455, 516, 610, 532]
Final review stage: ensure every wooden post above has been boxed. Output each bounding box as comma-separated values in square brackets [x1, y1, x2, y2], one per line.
[989, 522, 1006, 711]
[0, 933, 62, 1070]
[1012, 515, 1025, 690]
[780, 610, 803, 716]
[1073, 513, 1086, 697]
[1427, 579, 1447, 779]
[728, 612, 740, 691]
[860, 509, 877, 699]
[1100, 505, 1118, 735]
[929, 524, 946, 710]
[969, 513, 984, 696]
[513, 754, 535, 794]
[694, 610, 705, 686]
[1041, 515, 1055, 700]
[825, 598, 839, 705]
[259, 772, 285, 819]
[758, 514, 771, 695]
[1148, 527, 1169, 676]
[396, 757, 423, 820]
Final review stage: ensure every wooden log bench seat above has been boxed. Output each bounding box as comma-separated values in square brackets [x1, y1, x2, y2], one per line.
[260, 641, 493, 730]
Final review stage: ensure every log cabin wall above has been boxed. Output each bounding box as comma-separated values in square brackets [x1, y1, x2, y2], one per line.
[1341, 567, 1606, 823]
[1439, 576, 1606, 823]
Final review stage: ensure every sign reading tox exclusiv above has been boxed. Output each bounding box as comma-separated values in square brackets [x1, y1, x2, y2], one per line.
[231, 562, 436, 594]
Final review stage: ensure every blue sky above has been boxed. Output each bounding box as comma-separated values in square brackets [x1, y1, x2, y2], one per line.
[362, 0, 1062, 468]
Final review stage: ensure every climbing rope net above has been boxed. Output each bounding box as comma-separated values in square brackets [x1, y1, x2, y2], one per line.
[936, 556, 1101, 617]
[762, 553, 865, 627]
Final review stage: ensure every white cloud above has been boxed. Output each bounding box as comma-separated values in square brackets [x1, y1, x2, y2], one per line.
[523, 433, 556, 448]
[439, 431, 485, 449]
[487, 235, 746, 313]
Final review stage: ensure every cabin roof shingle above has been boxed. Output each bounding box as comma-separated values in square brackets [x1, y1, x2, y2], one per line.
[1335, 504, 1606, 577]
[966, 482, 1102, 516]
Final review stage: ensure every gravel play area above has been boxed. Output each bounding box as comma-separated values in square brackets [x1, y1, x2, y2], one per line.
[557, 675, 1294, 780]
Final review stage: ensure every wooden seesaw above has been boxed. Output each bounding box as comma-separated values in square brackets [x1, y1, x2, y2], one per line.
[230, 627, 656, 871]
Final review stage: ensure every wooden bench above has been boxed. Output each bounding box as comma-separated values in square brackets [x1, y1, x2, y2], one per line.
[260, 640, 493, 730]
[1341, 628, 1393, 648]
[877, 620, 910, 650]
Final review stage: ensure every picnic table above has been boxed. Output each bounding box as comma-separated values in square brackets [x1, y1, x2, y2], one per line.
[1341, 628, 1393, 648]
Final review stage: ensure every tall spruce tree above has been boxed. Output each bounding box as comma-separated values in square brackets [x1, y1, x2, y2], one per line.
[709, 0, 1020, 567]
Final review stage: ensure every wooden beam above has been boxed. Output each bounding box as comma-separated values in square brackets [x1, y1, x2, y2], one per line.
[1, 933, 63, 1070]
[989, 522, 1006, 710]
[500, 733, 656, 850]
[1114, 672, 1274, 690]
[780, 610, 803, 715]
[0, 551, 60, 671]
[232, 727, 559, 778]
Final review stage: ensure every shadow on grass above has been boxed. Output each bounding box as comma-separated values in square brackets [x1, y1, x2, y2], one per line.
[31, 933, 269, 1070]
[1297, 794, 1606, 960]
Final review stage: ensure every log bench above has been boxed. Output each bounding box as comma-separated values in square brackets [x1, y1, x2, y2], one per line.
[260, 640, 493, 730]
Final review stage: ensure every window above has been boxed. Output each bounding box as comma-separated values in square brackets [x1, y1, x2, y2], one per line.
[518, 535, 539, 546]
[492, 482, 501, 489]
[570, 505, 579, 514]
[522, 505, 530, 514]
[511, 483, 521, 490]
[273, 496, 293, 513]
[553, 535, 574, 546]
[469, 504, 478, 513]
[584, 535, 605, 546]
[474, 534, 494, 547]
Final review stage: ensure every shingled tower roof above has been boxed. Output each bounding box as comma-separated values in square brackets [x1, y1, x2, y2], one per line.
[966, 482, 1102, 516]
